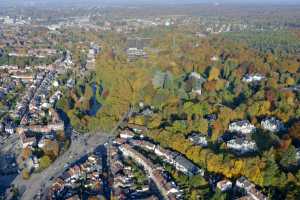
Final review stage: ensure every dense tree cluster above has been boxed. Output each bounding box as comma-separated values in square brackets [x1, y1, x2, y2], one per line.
[58, 27, 300, 199]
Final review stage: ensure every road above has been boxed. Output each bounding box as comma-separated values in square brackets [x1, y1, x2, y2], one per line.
[9, 107, 133, 200]
[7, 107, 132, 200]
[0, 135, 20, 153]
[11, 131, 110, 200]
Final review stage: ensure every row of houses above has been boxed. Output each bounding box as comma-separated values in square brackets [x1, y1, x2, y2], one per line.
[14, 70, 46, 121]
[118, 143, 183, 200]
[13, 68, 65, 149]
[48, 154, 103, 200]
[229, 118, 285, 135]
[109, 144, 158, 200]
[119, 131, 203, 177]
[226, 118, 286, 154]
[85, 42, 100, 70]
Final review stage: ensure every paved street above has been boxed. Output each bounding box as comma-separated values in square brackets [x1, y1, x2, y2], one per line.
[6, 108, 132, 200]
[11, 131, 111, 200]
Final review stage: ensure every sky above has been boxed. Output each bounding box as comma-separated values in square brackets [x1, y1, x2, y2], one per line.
[1, 0, 299, 7]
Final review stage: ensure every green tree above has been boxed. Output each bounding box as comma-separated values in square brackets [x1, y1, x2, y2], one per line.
[262, 150, 283, 186]
[280, 145, 298, 169]
[39, 155, 52, 170]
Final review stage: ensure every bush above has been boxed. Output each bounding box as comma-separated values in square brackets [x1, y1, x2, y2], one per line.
[39, 155, 52, 170]
[22, 169, 30, 180]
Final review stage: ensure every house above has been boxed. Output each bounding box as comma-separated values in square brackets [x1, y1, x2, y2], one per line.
[296, 148, 300, 163]
[50, 178, 65, 194]
[127, 124, 148, 134]
[33, 156, 39, 169]
[216, 180, 232, 192]
[119, 129, 135, 139]
[62, 165, 82, 184]
[188, 133, 208, 147]
[126, 47, 147, 61]
[226, 137, 257, 154]
[154, 146, 171, 158]
[229, 120, 256, 135]
[4, 125, 14, 135]
[66, 195, 80, 200]
[66, 79, 75, 88]
[187, 72, 206, 95]
[236, 176, 256, 192]
[261, 117, 285, 132]
[236, 177, 267, 200]
[211, 56, 219, 62]
[205, 114, 217, 122]
[141, 107, 154, 116]
[173, 155, 201, 176]
[242, 74, 265, 83]
[38, 138, 52, 148]
[130, 139, 156, 151]
[20, 132, 36, 148]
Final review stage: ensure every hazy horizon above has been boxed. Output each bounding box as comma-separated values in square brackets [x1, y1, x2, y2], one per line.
[1, 0, 300, 7]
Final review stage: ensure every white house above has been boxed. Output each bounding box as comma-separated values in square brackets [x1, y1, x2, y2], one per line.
[211, 56, 219, 62]
[242, 74, 265, 83]
[119, 129, 135, 139]
[227, 138, 257, 154]
[261, 117, 285, 132]
[188, 133, 208, 147]
[188, 72, 206, 96]
[229, 120, 256, 135]
[296, 148, 300, 162]
[236, 176, 255, 192]
[5, 125, 14, 135]
[236, 177, 267, 200]
[38, 137, 52, 148]
[33, 156, 39, 169]
[173, 155, 201, 176]
[217, 180, 232, 192]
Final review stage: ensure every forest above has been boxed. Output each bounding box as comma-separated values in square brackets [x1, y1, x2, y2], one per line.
[57, 27, 300, 199]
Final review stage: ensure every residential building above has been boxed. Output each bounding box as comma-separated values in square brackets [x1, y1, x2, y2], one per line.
[261, 117, 285, 132]
[236, 177, 267, 200]
[216, 180, 232, 192]
[187, 72, 206, 95]
[242, 74, 265, 83]
[226, 137, 257, 154]
[188, 133, 208, 147]
[119, 129, 135, 139]
[229, 120, 256, 135]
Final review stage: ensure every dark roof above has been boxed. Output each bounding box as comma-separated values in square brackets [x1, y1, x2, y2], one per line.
[174, 155, 198, 174]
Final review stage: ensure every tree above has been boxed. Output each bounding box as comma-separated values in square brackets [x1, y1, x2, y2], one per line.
[39, 155, 52, 170]
[22, 169, 30, 180]
[43, 140, 60, 160]
[280, 145, 298, 169]
[192, 118, 209, 134]
[208, 67, 220, 81]
[210, 190, 227, 200]
[21, 147, 32, 161]
[286, 77, 295, 86]
[289, 122, 300, 141]
[261, 150, 283, 186]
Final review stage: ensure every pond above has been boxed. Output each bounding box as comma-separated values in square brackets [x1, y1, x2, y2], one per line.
[87, 83, 102, 117]
[56, 108, 72, 138]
